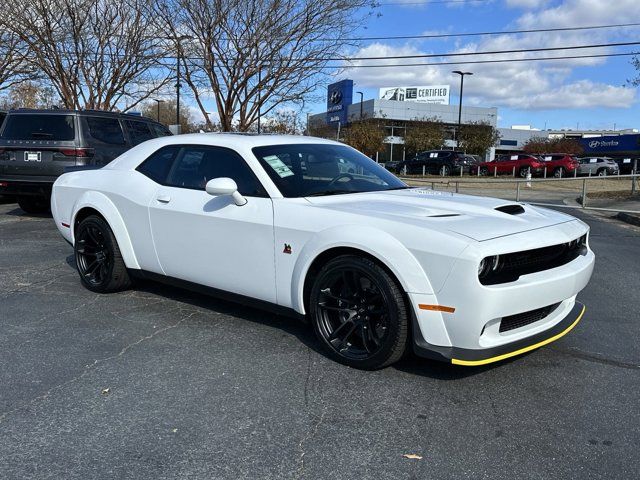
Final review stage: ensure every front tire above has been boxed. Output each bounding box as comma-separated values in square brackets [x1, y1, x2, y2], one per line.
[74, 215, 131, 293]
[309, 255, 408, 370]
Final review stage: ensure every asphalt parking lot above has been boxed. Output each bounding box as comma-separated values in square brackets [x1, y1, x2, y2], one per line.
[1, 200, 639, 479]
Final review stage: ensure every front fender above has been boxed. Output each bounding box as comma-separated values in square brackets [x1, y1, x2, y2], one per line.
[290, 225, 434, 314]
[71, 191, 140, 270]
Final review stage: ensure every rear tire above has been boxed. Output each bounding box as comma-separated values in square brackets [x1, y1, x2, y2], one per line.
[17, 196, 50, 214]
[439, 165, 451, 176]
[309, 255, 408, 370]
[74, 215, 131, 293]
[519, 167, 530, 178]
[553, 167, 565, 178]
[479, 167, 489, 176]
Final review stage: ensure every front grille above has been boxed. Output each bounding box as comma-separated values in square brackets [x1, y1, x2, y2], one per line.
[480, 234, 587, 285]
[499, 303, 561, 333]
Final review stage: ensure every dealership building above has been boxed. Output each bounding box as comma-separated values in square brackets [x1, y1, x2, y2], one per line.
[310, 79, 640, 161]
[308, 79, 498, 162]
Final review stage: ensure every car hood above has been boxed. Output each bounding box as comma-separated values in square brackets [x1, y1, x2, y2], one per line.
[304, 188, 576, 241]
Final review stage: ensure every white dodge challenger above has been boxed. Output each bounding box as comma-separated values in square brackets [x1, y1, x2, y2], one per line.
[51, 134, 594, 369]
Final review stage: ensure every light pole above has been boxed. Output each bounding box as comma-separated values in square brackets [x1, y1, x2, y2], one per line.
[175, 35, 194, 132]
[452, 70, 473, 148]
[153, 99, 165, 123]
[356, 91, 364, 120]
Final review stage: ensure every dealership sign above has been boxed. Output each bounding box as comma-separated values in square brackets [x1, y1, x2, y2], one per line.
[379, 85, 450, 105]
[326, 79, 353, 124]
[578, 134, 640, 154]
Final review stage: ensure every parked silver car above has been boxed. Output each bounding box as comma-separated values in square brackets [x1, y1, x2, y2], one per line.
[577, 157, 619, 176]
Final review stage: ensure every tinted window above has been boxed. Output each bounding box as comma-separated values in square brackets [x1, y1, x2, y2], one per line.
[126, 120, 154, 146]
[86, 117, 125, 145]
[165, 146, 266, 196]
[137, 146, 180, 183]
[1, 114, 75, 140]
[150, 123, 172, 137]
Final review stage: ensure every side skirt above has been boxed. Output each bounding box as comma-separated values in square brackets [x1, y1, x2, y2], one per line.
[130, 270, 306, 322]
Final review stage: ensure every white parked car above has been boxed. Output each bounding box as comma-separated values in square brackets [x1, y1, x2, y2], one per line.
[51, 134, 594, 369]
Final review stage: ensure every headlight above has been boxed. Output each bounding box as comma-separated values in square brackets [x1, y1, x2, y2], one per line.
[478, 255, 501, 279]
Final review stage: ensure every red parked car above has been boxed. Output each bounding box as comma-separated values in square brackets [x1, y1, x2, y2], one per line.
[538, 153, 580, 178]
[473, 154, 546, 177]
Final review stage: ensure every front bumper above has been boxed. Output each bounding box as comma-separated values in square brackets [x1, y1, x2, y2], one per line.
[412, 302, 585, 365]
[407, 219, 594, 366]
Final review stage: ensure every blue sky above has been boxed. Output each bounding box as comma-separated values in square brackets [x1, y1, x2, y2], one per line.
[313, 0, 640, 131]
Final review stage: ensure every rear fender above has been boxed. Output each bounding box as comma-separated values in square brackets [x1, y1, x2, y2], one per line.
[71, 191, 140, 269]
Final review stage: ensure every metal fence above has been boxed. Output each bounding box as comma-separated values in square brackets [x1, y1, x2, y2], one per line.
[400, 173, 640, 215]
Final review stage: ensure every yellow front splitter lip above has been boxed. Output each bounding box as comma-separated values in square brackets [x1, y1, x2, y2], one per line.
[451, 304, 586, 367]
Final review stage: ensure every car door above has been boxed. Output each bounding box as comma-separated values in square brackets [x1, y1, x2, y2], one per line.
[147, 144, 276, 303]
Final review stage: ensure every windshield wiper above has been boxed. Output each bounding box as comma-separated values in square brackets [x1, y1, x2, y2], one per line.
[30, 132, 54, 138]
[306, 189, 354, 197]
[385, 186, 412, 191]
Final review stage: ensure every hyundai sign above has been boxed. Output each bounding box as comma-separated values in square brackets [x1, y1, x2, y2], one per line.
[326, 79, 353, 125]
[578, 134, 640, 154]
[379, 85, 450, 105]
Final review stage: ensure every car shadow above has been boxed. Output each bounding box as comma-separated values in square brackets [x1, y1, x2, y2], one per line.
[63, 253, 510, 380]
[4, 206, 52, 218]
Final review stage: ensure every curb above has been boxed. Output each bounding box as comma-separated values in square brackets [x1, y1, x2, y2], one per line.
[616, 212, 640, 227]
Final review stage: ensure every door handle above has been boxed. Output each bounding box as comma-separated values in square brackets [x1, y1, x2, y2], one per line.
[156, 195, 171, 204]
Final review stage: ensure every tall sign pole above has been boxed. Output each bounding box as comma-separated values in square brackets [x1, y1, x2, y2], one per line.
[452, 71, 473, 147]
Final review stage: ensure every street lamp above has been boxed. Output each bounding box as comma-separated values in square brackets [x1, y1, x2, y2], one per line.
[153, 99, 165, 123]
[175, 34, 194, 132]
[452, 70, 473, 148]
[356, 91, 364, 120]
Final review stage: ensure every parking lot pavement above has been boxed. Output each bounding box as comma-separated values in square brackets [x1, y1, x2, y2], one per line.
[0, 201, 639, 480]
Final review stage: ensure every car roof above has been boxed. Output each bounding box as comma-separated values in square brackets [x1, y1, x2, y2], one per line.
[6, 108, 163, 124]
[106, 133, 346, 171]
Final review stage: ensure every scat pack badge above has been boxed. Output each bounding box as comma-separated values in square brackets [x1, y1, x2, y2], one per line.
[283, 243, 292, 254]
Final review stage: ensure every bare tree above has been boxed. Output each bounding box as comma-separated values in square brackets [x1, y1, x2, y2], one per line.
[0, 31, 32, 91]
[156, 0, 372, 131]
[2, 0, 170, 111]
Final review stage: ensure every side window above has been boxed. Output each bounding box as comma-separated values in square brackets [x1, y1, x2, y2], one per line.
[126, 120, 154, 146]
[165, 146, 266, 196]
[136, 146, 180, 183]
[150, 123, 172, 137]
[86, 117, 126, 145]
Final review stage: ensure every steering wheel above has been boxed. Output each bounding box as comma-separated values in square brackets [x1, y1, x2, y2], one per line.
[328, 173, 354, 187]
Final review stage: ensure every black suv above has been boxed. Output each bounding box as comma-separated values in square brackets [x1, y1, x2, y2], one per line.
[0, 109, 172, 213]
[387, 150, 475, 176]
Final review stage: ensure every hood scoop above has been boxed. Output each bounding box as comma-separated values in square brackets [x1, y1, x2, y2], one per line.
[495, 204, 525, 215]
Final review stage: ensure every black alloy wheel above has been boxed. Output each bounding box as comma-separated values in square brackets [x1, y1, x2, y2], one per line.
[309, 255, 408, 369]
[597, 168, 607, 177]
[480, 166, 489, 176]
[519, 167, 531, 178]
[75, 215, 131, 293]
[440, 165, 451, 176]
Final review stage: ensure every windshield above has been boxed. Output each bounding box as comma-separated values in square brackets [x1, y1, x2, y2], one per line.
[1, 114, 76, 141]
[253, 143, 407, 198]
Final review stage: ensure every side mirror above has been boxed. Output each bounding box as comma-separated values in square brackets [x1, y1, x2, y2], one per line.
[205, 177, 247, 206]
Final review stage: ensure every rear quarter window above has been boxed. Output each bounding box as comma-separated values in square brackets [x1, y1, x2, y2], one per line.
[136, 146, 180, 183]
[126, 120, 154, 146]
[85, 117, 126, 145]
[1, 114, 76, 140]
